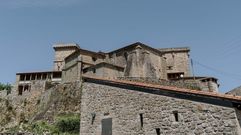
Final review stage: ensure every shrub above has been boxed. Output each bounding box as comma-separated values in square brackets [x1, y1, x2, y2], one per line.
[30, 121, 59, 134]
[55, 115, 80, 133]
[22, 114, 80, 134]
[0, 83, 5, 91]
[0, 83, 12, 93]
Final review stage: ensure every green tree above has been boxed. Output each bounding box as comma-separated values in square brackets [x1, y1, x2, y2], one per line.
[0, 83, 12, 94]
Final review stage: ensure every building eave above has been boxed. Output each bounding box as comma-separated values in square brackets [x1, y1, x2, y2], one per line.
[82, 75, 241, 104]
[16, 71, 61, 75]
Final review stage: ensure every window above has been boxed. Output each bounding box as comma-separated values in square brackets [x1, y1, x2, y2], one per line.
[91, 113, 96, 125]
[53, 72, 62, 78]
[31, 74, 36, 80]
[173, 111, 179, 122]
[92, 57, 97, 62]
[93, 68, 96, 74]
[24, 85, 29, 91]
[140, 113, 143, 128]
[156, 128, 160, 135]
[83, 69, 88, 74]
[167, 72, 184, 80]
[167, 66, 173, 70]
[124, 52, 128, 61]
[18, 86, 23, 95]
[42, 74, 47, 80]
[37, 74, 41, 80]
[26, 74, 31, 80]
[20, 75, 25, 81]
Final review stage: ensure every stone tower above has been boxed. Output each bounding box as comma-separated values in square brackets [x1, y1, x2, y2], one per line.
[53, 43, 80, 71]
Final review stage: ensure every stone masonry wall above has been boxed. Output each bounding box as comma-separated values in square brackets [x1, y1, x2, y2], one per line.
[54, 47, 78, 71]
[80, 82, 241, 135]
[163, 51, 190, 76]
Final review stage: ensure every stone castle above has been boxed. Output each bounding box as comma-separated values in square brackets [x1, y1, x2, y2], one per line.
[16, 42, 218, 95]
[14, 42, 241, 134]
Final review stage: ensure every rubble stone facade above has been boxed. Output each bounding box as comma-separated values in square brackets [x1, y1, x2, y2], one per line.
[53, 44, 80, 71]
[80, 78, 241, 135]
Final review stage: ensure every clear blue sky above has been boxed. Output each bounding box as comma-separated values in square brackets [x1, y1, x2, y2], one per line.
[1, 0, 241, 93]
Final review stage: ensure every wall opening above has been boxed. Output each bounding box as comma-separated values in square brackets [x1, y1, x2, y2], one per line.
[26, 74, 31, 80]
[91, 113, 96, 125]
[83, 69, 88, 74]
[53, 72, 62, 78]
[140, 113, 143, 128]
[173, 111, 179, 122]
[31, 74, 36, 80]
[18, 86, 23, 95]
[93, 68, 96, 74]
[20, 75, 25, 81]
[124, 52, 128, 61]
[156, 128, 160, 135]
[42, 74, 47, 80]
[37, 74, 41, 80]
[101, 118, 112, 135]
[24, 85, 29, 91]
[168, 72, 184, 80]
[92, 57, 97, 62]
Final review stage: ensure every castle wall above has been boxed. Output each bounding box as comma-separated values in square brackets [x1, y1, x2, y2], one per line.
[163, 51, 190, 77]
[173, 78, 219, 92]
[54, 47, 78, 71]
[80, 82, 240, 135]
[63, 63, 81, 83]
[109, 46, 167, 80]
[63, 51, 105, 82]
[199, 80, 219, 92]
[63, 53, 81, 83]
[84, 66, 124, 79]
[107, 52, 127, 68]
[81, 54, 103, 66]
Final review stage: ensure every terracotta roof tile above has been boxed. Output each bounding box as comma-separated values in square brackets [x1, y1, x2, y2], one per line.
[82, 75, 241, 103]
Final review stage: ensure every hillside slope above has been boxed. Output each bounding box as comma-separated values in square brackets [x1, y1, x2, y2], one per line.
[0, 81, 81, 133]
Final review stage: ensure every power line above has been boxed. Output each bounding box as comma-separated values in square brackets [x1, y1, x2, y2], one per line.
[192, 59, 241, 81]
[211, 35, 241, 59]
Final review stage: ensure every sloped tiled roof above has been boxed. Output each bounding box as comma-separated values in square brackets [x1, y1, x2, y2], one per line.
[82, 76, 241, 103]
